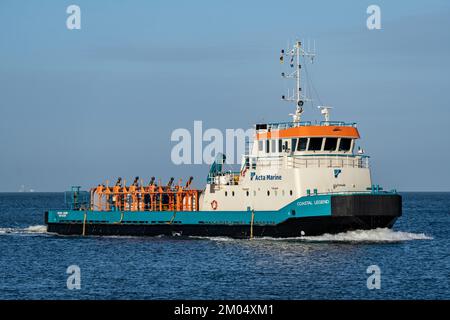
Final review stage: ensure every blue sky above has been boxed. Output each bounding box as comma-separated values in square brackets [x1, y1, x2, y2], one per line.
[0, 0, 450, 191]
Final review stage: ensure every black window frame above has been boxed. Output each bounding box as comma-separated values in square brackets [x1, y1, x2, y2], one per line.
[291, 138, 298, 152]
[339, 138, 352, 152]
[324, 137, 338, 151]
[308, 137, 323, 151]
[297, 138, 308, 151]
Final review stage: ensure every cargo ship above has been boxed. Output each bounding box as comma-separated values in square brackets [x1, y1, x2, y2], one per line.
[45, 41, 402, 238]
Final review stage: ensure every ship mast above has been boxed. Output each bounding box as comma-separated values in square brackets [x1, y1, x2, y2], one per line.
[280, 40, 316, 123]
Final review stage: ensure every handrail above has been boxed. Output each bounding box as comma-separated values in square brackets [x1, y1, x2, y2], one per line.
[207, 170, 241, 185]
[256, 155, 369, 169]
[209, 155, 369, 186]
[319, 121, 356, 127]
[257, 120, 356, 131]
[311, 189, 397, 196]
[251, 154, 369, 160]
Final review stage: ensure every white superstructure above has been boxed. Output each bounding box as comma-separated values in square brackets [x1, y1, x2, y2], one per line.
[199, 40, 372, 212]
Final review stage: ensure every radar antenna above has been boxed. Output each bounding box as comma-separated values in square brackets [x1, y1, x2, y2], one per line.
[318, 106, 332, 123]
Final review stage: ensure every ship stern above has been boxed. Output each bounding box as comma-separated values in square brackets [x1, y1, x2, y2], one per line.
[330, 193, 402, 230]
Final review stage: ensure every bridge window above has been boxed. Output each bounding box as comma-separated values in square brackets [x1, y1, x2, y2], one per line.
[256, 124, 267, 130]
[291, 138, 298, 152]
[297, 138, 308, 151]
[278, 139, 283, 153]
[339, 138, 352, 151]
[258, 140, 263, 152]
[266, 140, 270, 153]
[324, 138, 338, 151]
[308, 138, 323, 151]
[271, 140, 277, 153]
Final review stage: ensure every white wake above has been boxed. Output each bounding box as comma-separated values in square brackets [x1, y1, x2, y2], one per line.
[0, 225, 48, 235]
[199, 228, 432, 243]
[299, 228, 432, 242]
[0, 226, 433, 242]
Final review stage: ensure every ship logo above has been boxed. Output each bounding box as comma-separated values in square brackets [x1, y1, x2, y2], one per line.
[334, 169, 342, 178]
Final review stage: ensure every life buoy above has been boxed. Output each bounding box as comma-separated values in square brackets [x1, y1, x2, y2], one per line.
[211, 200, 218, 210]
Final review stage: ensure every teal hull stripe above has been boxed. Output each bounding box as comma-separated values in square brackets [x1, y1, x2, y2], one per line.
[48, 195, 332, 225]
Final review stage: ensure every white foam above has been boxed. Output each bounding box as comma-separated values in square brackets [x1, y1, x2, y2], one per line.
[24, 225, 48, 233]
[299, 228, 432, 242]
[0, 225, 48, 235]
[190, 228, 433, 243]
[0, 226, 432, 243]
[190, 236, 235, 242]
[0, 227, 14, 234]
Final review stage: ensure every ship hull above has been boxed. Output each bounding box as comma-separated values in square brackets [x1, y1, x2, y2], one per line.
[46, 215, 399, 238]
[45, 194, 401, 238]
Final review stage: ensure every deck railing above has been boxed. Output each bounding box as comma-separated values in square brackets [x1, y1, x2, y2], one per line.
[207, 155, 369, 187]
[257, 121, 357, 132]
[255, 155, 369, 169]
[207, 171, 241, 186]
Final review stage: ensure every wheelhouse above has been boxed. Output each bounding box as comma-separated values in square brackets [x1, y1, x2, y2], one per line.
[254, 121, 359, 156]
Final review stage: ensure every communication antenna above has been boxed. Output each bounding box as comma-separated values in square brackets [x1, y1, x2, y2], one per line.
[280, 39, 316, 123]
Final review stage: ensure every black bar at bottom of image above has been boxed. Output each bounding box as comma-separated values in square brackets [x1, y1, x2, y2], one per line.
[0, 300, 447, 319]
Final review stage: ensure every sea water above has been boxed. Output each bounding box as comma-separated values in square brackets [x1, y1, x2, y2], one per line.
[0, 192, 448, 299]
